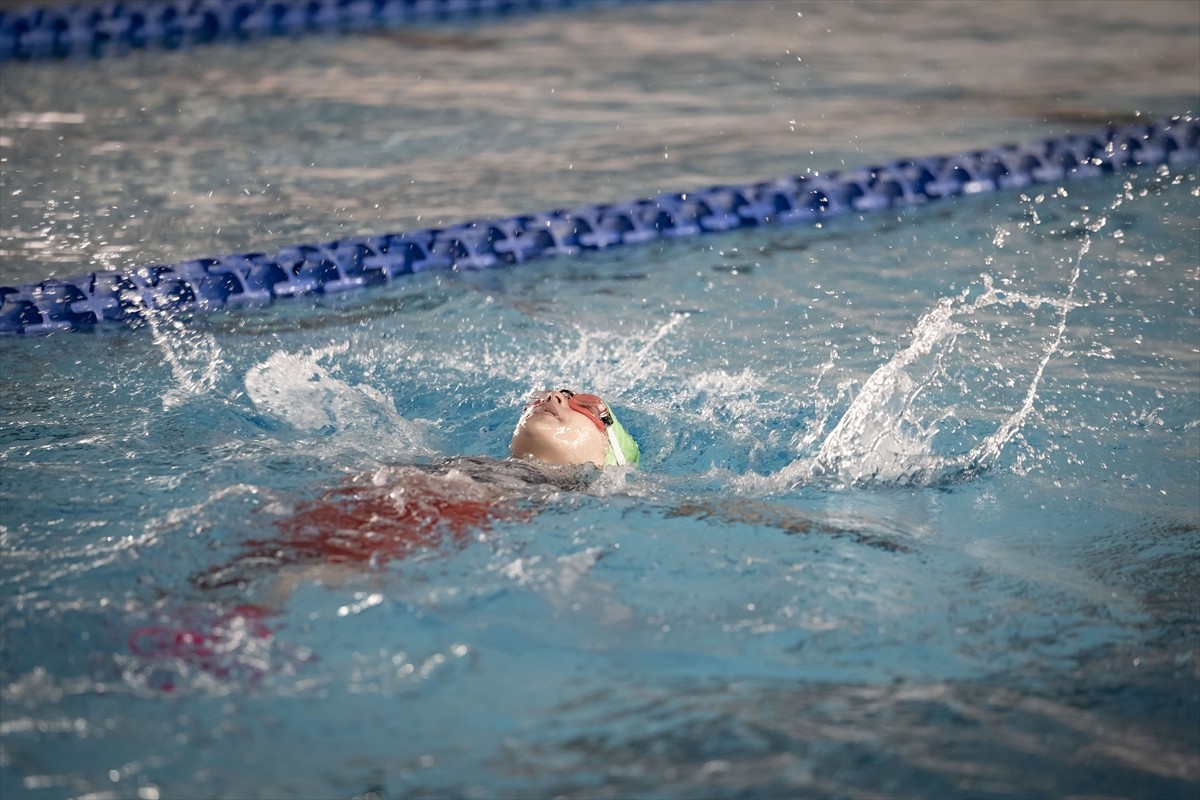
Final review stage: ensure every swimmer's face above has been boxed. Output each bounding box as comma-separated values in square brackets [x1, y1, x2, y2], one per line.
[509, 390, 609, 467]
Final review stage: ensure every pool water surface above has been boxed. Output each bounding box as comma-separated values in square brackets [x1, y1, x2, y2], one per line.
[1, 2, 1198, 798]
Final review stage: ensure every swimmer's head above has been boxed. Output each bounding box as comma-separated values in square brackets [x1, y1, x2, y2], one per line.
[509, 389, 640, 468]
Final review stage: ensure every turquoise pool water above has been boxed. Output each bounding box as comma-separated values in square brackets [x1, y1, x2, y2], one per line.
[1, 2, 1198, 797]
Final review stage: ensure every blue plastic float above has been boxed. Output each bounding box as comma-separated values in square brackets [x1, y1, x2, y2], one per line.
[0, 0, 604, 60]
[1, 115, 1197, 335]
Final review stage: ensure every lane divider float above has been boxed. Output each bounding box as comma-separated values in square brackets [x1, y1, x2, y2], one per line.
[2, 116, 1196, 335]
[0, 0, 613, 61]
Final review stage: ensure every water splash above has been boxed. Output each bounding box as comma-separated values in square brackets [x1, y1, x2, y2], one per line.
[488, 312, 690, 401]
[139, 308, 228, 411]
[783, 258, 1088, 489]
[244, 344, 434, 463]
[967, 262, 1083, 479]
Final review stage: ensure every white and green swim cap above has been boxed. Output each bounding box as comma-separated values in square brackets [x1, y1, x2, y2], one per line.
[602, 405, 640, 467]
[559, 390, 640, 467]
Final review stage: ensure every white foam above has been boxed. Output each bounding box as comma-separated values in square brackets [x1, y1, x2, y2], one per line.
[244, 344, 434, 463]
[793, 260, 1087, 489]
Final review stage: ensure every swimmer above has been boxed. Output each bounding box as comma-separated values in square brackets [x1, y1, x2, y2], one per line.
[151, 386, 904, 682]
[136, 389, 640, 684]
[193, 388, 640, 594]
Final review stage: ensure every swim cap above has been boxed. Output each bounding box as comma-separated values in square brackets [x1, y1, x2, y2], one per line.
[602, 404, 640, 467]
[560, 390, 640, 467]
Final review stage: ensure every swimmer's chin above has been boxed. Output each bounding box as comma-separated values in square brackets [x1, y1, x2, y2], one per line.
[507, 446, 604, 469]
[509, 426, 607, 468]
[508, 433, 605, 468]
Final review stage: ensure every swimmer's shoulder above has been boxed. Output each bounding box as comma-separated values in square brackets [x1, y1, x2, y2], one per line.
[417, 455, 597, 492]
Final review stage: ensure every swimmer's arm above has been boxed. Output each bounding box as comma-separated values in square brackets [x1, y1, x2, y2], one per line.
[258, 562, 373, 610]
[670, 498, 908, 553]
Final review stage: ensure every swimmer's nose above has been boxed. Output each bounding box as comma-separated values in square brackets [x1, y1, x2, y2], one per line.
[525, 390, 567, 411]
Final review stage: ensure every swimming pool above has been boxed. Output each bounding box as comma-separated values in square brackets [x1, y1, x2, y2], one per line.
[2, 1, 1198, 797]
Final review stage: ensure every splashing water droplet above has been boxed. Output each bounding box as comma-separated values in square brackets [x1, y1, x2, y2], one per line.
[793, 250, 1086, 489]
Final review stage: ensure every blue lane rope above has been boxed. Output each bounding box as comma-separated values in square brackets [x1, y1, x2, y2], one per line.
[0, 0, 612, 61]
[1, 116, 1197, 335]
